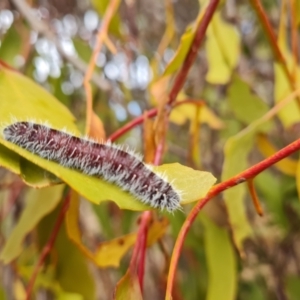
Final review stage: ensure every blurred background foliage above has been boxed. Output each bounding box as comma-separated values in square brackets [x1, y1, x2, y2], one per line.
[1, 0, 300, 299]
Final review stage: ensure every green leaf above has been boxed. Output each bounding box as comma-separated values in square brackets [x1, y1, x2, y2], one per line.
[0, 185, 64, 263]
[205, 12, 240, 84]
[228, 75, 272, 130]
[163, 25, 195, 76]
[20, 158, 62, 188]
[37, 205, 95, 300]
[73, 38, 93, 64]
[200, 214, 237, 300]
[285, 276, 300, 300]
[0, 25, 23, 66]
[256, 171, 288, 231]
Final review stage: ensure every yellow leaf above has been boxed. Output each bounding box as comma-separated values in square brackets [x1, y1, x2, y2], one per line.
[256, 134, 297, 176]
[13, 279, 26, 300]
[205, 12, 240, 84]
[150, 75, 170, 105]
[170, 102, 224, 129]
[65, 191, 97, 263]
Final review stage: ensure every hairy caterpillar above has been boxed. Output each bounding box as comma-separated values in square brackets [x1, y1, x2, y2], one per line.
[2, 122, 181, 212]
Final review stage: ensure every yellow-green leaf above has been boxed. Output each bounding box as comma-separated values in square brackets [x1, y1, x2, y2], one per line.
[37, 205, 95, 300]
[228, 75, 272, 131]
[0, 66, 216, 211]
[222, 133, 254, 251]
[0, 143, 20, 174]
[0, 185, 64, 263]
[114, 270, 143, 300]
[274, 63, 300, 127]
[0, 66, 77, 130]
[205, 12, 240, 84]
[201, 214, 237, 300]
[153, 163, 217, 205]
[163, 3, 207, 76]
[20, 158, 62, 188]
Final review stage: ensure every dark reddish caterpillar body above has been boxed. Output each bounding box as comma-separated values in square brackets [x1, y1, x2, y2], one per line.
[3, 122, 181, 211]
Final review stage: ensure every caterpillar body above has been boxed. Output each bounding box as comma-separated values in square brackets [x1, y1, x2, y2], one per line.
[2, 122, 181, 212]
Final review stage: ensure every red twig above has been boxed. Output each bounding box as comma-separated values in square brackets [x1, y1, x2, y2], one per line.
[166, 137, 300, 298]
[108, 100, 204, 142]
[129, 211, 152, 291]
[109, 108, 157, 142]
[137, 212, 150, 293]
[25, 194, 70, 299]
[168, 0, 220, 104]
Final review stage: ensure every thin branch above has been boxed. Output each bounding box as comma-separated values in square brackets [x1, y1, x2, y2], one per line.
[247, 179, 263, 216]
[152, 0, 219, 165]
[25, 194, 70, 300]
[11, 0, 110, 91]
[166, 136, 300, 298]
[83, 0, 120, 134]
[249, 0, 300, 108]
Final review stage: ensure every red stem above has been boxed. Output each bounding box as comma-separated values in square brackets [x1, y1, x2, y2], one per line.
[137, 213, 150, 292]
[25, 194, 70, 299]
[108, 100, 204, 142]
[109, 108, 157, 142]
[168, 0, 220, 104]
[166, 137, 300, 298]
[128, 211, 152, 288]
